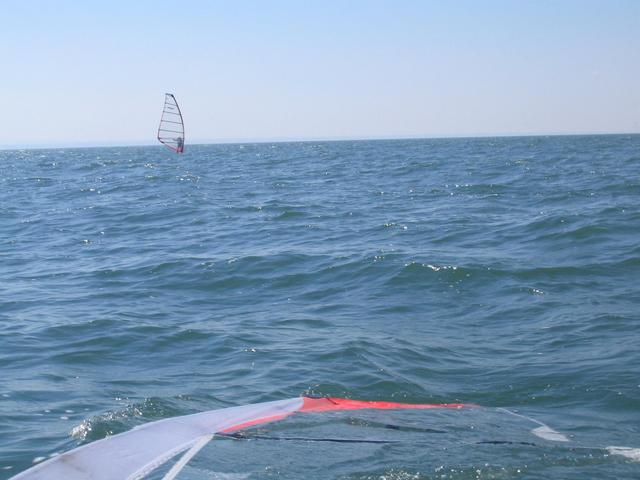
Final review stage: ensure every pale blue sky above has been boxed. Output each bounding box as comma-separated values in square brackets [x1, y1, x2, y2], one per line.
[1, 0, 639, 148]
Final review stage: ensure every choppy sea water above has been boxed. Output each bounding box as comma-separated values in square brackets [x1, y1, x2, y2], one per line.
[1, 135, 639, 479]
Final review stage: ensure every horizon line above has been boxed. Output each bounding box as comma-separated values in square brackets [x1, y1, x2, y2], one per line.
[1, 131, 639, 151]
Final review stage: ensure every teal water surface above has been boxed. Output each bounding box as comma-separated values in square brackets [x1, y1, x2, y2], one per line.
[1, 135, 639, 478]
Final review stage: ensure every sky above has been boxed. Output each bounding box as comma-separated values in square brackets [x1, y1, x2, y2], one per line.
[1, 0, 639, 148]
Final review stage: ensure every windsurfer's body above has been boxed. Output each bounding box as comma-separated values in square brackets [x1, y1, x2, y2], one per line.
[176, 136, 184, 153]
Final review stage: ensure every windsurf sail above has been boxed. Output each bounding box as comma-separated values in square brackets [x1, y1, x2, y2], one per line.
[9, 396, 639, 480]
[9, 397, 470, 480]
[157, 93, 185, 153]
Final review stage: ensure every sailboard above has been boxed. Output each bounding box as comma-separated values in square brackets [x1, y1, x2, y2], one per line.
[157, 93, 185, 153]
[9, 396, 639, 479]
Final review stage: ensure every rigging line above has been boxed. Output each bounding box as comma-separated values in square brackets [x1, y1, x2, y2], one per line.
[218, 433, 567, 449]
[219, 433, 398, 444]
[223, 432, 640, 461]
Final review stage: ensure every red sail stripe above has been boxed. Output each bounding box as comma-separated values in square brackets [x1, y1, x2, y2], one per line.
[220, 397, 473, 434]
[300, 397, 473, 413]
[221, 413, 292, 433]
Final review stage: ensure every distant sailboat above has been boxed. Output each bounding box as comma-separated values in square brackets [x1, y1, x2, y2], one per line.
[157, 93, 184, 153]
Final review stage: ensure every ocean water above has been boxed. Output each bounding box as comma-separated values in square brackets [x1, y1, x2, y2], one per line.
[1, 135, 639, 479]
